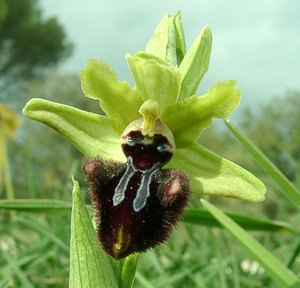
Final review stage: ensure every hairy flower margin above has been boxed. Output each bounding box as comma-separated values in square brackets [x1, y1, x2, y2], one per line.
[23, 13, 266, 204]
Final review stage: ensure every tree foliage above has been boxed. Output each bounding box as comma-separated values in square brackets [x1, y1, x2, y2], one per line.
[0, 0, 72, 86]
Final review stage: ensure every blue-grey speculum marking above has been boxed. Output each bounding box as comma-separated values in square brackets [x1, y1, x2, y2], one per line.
[112, 129, 174, 213]
[113, 157, 162, 212]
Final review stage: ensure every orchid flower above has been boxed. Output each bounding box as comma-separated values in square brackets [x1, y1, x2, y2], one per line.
[23, 13, 265, 259]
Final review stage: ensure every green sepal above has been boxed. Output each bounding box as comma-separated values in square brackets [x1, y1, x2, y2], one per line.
[161, 80, 241, 147]
[145, 13, 177, 66]
[126, 52, 181, 111]
[69, 177, 117, 288]
[81, 60, 143, 134]
[173, 11, 186, 64]
[179, 25, 212, 100]
[167, 142, 266, 202]
[22, 98, 124, 160]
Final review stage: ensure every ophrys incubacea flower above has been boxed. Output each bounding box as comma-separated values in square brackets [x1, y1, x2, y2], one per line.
[23, 12, 266, 259]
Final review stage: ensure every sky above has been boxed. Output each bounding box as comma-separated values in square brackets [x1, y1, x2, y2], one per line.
[39, 0, 300, 120]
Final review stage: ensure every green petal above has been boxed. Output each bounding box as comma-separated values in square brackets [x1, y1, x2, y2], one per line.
[69, 177, 117, 288]
[179, 25, 212, 100]
[174, 11, 186, 64]
[81, 60, 143, 133]
[23, 98, 124, 160]
[145, 13, 177, 66]
[167, 142, 266, 202]
[126, 52, 181, 111]
[161, 80, 241, 147]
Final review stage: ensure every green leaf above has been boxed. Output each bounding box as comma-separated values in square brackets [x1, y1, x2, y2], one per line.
[116, 254, 139, 288]
[179, 25, 212, 100]
[23, 98, 125, 160]
[225, 120, 300, 207]
[126, 52, 181, 111]
[0, 199, 72, 213]
[201, 199, 300, 288]
[183, 208, 296, 233]
[167, 142, 266, 202]
[161, 81, 241, 147]
[173, 11, 186, 64]
[81, 60, 143, 134]
[146, 13, 177, 66]
[69, 177, 117, 288]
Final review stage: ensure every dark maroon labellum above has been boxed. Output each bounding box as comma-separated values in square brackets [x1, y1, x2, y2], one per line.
[83, 130, 189, 259]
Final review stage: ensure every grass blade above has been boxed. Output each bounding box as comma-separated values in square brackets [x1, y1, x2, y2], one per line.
[287, 242, 300, 269]
[201, 199, 300, 288]
[0, 199, 72, 213]
[182, 208, 296, 233]
[1, 250, 35, 288]
[1, 200, 294, 234]
[225, 120, 300, 207]
[16, 217, 69, 252]
[135, 272, 156, 288]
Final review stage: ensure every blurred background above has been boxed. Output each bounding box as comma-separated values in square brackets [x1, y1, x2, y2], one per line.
[0, 0, 300, 286]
